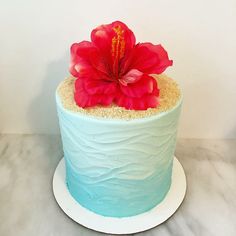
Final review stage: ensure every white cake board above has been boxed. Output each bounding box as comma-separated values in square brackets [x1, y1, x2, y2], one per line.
[53, 156, 186, 234]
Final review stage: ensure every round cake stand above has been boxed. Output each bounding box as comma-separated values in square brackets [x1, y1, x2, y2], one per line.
[53, 156, 186, 234]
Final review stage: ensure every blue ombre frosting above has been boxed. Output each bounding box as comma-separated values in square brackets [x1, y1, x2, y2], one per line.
[56, 91, 182, 217]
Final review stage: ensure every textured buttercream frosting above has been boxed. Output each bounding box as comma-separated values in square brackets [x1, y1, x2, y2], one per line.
[56, 83, 182, 217]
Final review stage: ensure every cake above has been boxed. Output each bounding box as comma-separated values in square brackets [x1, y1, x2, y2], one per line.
[56, 21, 182, 218]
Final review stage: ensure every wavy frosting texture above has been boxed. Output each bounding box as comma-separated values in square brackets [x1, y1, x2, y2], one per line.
[56, 93, 182, 217]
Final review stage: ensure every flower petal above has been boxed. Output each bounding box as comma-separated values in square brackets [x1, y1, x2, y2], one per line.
[91, 21, 136, 76]
[119, 69, 143, 86]
[119, 74, 159, 98]
[140, 43, 173, 73]
[115, 75, 159, 110]
[83, 79, 118, 95]
[121, 43, 173, 75]
[74, 78, 117, 107]
[70, 41, 92, 77]
[115, 92, 159, 110]
[70, 41, 108, 78]
[91, 21, 136, 56]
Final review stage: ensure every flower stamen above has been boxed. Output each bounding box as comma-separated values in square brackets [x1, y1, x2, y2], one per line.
[111, 25, 125, 79]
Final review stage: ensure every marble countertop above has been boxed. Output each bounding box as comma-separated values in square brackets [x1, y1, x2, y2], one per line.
[0, 135, 235, 236]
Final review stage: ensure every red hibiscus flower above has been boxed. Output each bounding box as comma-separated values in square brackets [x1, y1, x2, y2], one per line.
[70, 21, 173, 110]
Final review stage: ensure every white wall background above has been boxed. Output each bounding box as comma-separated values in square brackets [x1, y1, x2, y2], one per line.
[0, 0, 236, 138]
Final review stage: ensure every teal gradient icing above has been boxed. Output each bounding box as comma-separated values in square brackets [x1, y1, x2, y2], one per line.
[56, 91, 182, 217]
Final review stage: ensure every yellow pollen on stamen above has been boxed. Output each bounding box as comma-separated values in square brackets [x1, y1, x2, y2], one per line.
[111, 25, 125, 60]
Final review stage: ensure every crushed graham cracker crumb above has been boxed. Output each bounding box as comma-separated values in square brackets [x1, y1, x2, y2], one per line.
[57, 74, 181, 119]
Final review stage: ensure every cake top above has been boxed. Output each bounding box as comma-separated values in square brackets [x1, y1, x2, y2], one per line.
[69, 21, 174, 111]
[57, 74, 181, 120]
